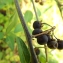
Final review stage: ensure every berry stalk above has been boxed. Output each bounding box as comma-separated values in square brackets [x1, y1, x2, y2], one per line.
[44, 44, 48, 63]
[32, 26, 55, 38]
[31, 0, 39, 21]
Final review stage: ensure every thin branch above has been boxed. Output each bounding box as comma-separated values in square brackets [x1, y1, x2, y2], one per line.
[32, 26, 55, 38]
[14, 0, 38, 63]
[55, 0, 63, 6]
[44, 44, 48, 63]
[42, 23, 53, 27]
[55, 0, 63, 18]
[31, 0, 39, 21]
[35, 47, 44, 48]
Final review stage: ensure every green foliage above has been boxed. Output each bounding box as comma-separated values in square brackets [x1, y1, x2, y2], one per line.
[6, 12, 18, 34]
[0, 32, 4, 39]
[48, 59, 58, 63]
[0, 0, 13, 9]
[0, 26, 3, 31]
[24, 10, 33, 22]
[0, 52, 3, 60]
[36, 8, 41, 17]
[42, 5, 52, 15]
[6, 35, 15, 51]
[39, 54, 46, 63]
[14, 23, 23, 33]
[16, 37, 30, 63]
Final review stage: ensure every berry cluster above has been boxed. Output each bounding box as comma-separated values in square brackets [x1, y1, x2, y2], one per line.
[57, 39, 63, 50]
[32, 21, 48, 45]
[32, 21, 63, 50]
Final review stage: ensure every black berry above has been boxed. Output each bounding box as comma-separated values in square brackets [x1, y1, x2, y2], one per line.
[33, 21, 42, 29]
[37, 34, 48, 45]
[47, 39, 58, 49]
[57, 39, 63, 50]
[46, 34, 51, 42]
[32, 29, 42, 38]
[34, 47, 40, 55]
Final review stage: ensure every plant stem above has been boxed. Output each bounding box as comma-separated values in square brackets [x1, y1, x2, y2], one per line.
[44, 44, 48, 63]
[14, 0, 38, 63]
[42, 23, 53, 27]
[31, 0, 39, 21]
[32, 26, 55, 38]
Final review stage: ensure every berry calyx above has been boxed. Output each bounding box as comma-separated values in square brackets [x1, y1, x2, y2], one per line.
[47, 39, 58, 49]
[57, 39, 63, 50]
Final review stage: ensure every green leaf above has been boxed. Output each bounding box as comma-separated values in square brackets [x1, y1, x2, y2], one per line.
[24, 10, 33, 22]
[0, 32, 4, 39]
[0, 52, 3, 60]
[36, 8, 41, 17]
[0, 60, 9, 63]
[28, 26, 32, 34]
[6, 35, 15, 51]
[0, 4, 4, 9]
[39, 57, 46, 63]
[6, 0, 13, 4]
[16, 37, 30, 63]
[6, 12, 18, 33]
[11, 61, 16, 63]
[39, 53, 46, 63]
[48, 59, 58, 63]
[0, 26, 3, 31]
[42, 5, 52, 14]
[14, 23, 23, 33]
[0, 0, 13, 5]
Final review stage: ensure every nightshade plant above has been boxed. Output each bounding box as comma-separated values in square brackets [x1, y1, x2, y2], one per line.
[0, 0, 63, 63]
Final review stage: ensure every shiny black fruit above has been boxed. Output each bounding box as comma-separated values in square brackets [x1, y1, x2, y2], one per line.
[32, 29, 42, 38]
[37, 34, 48, 45]
[47, 39, 58, 49]
[57, 39, 63, 50]
[46, 34, 51, 42]
[34, 47, 40, 55]
[33, 21, 42, 29]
